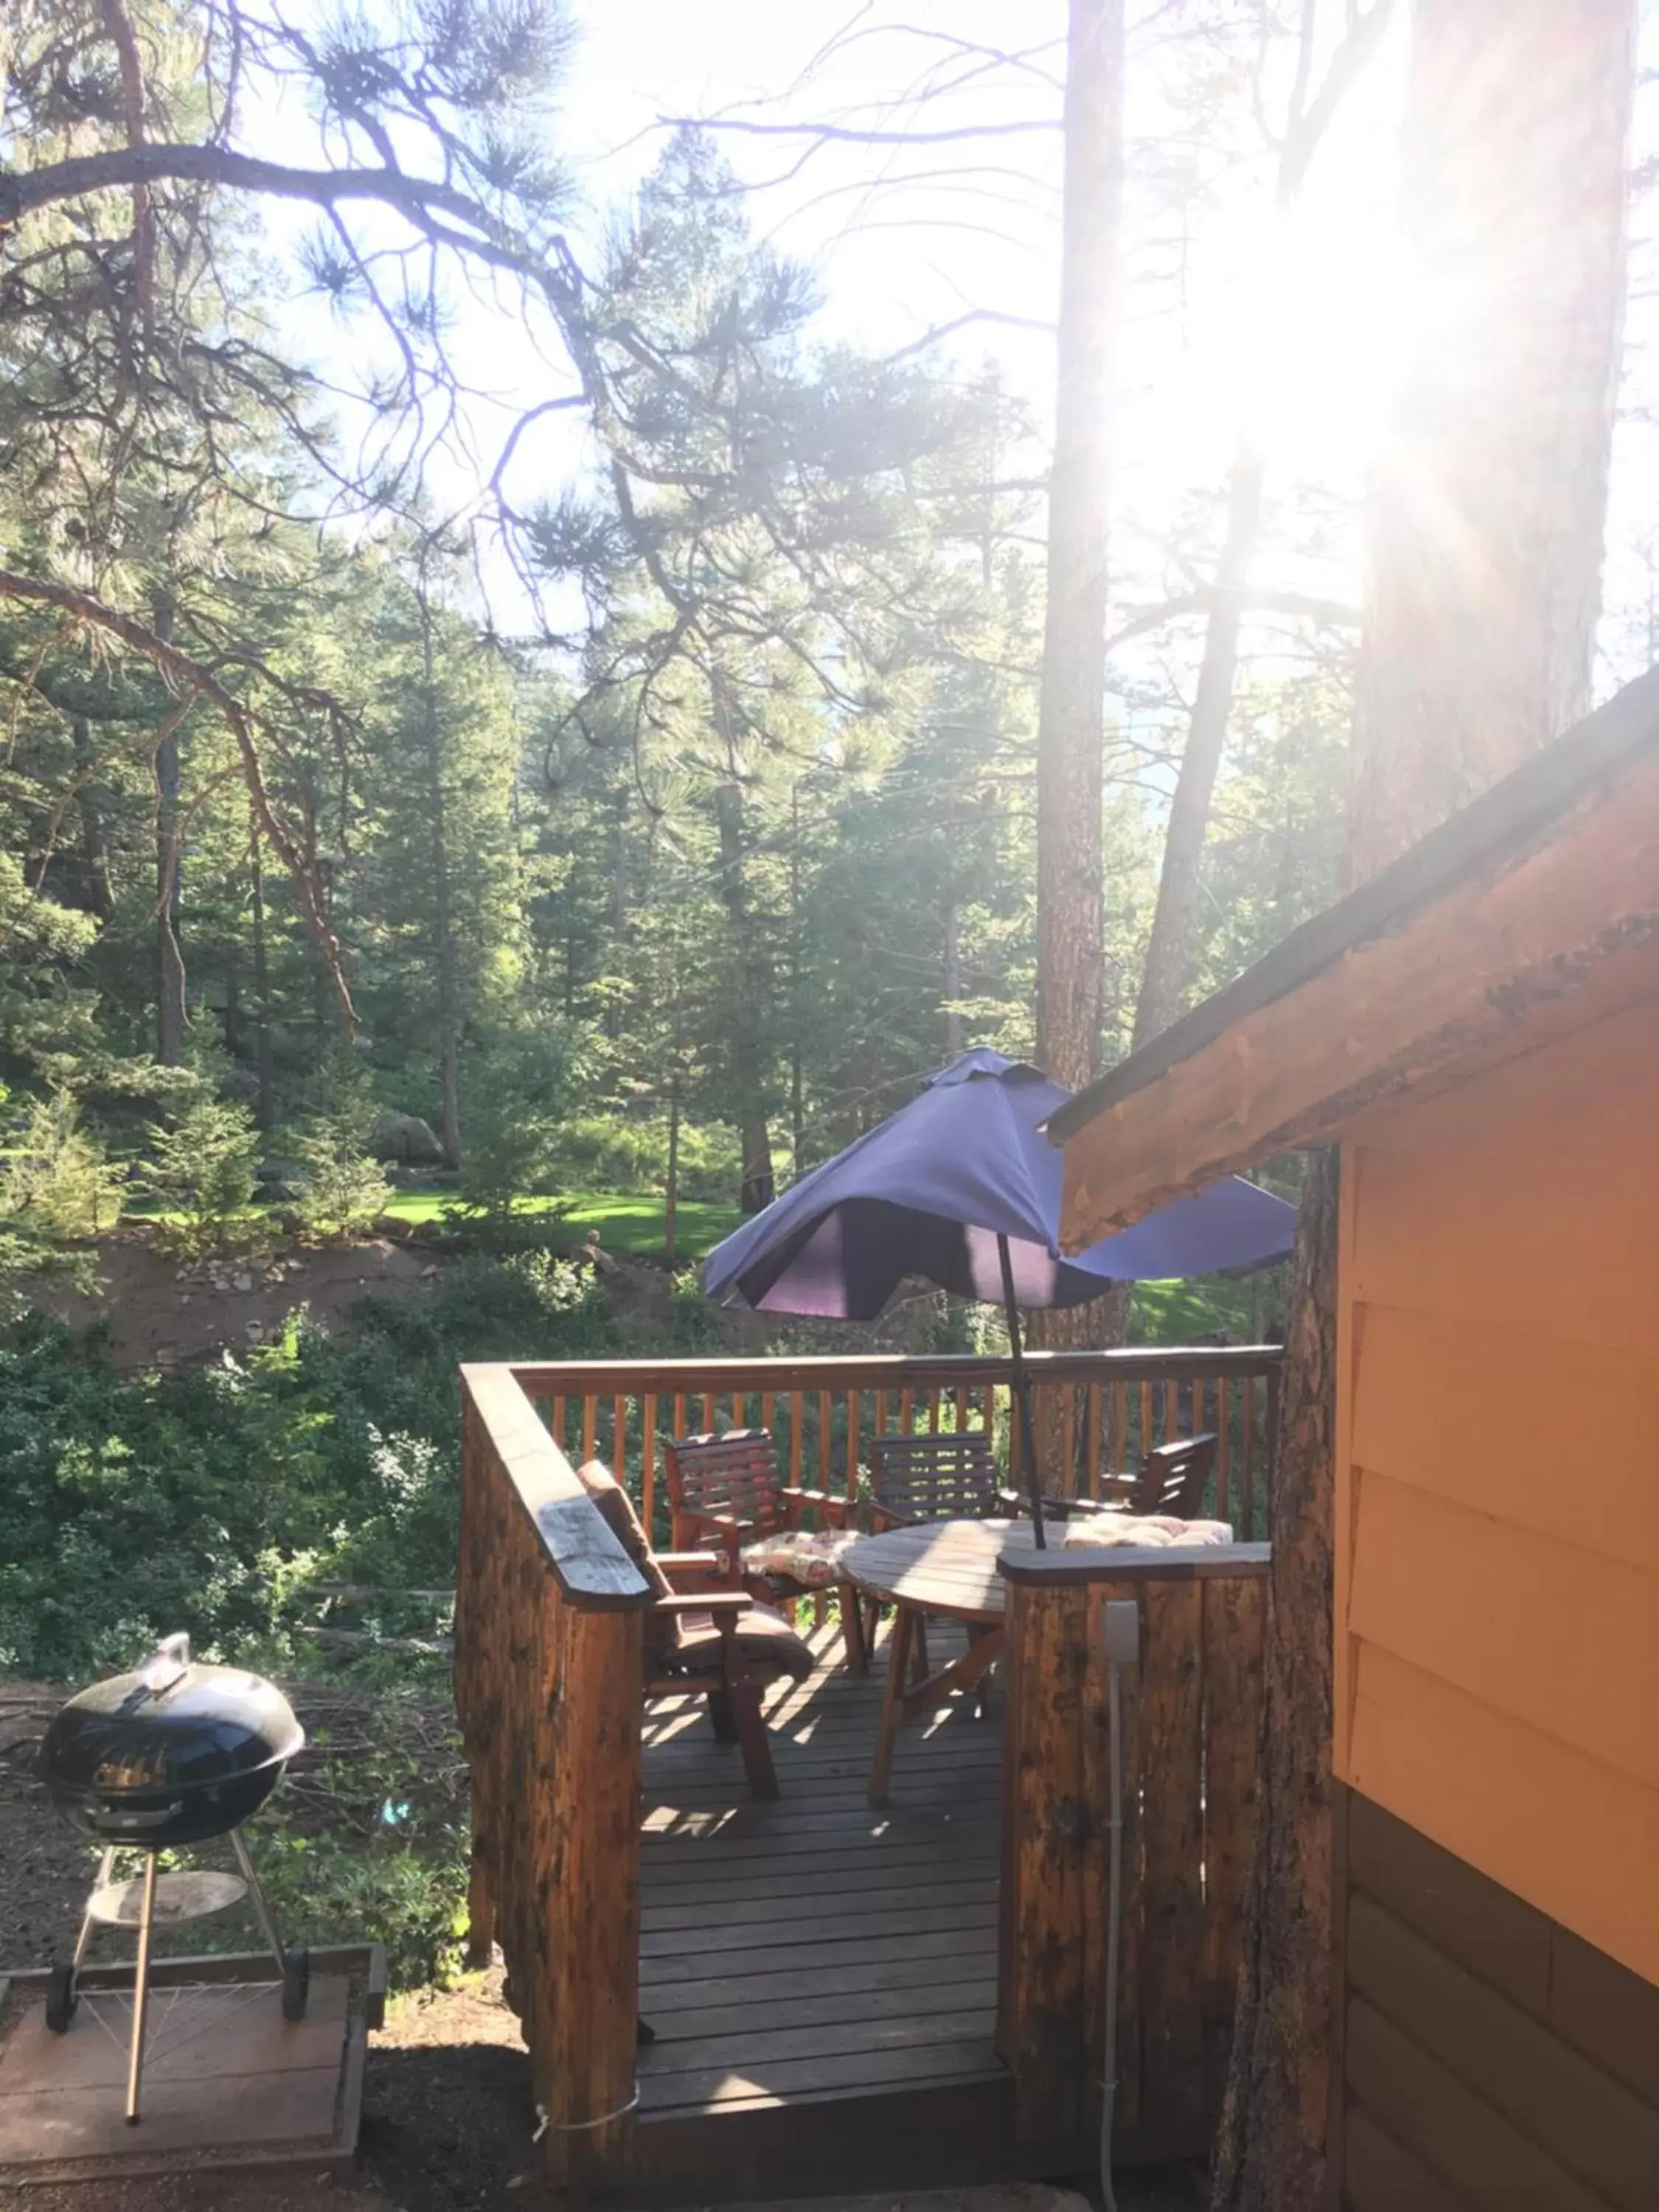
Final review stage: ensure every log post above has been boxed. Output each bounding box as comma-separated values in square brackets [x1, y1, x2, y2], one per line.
[1001, 1576, 1093, 2139]
[455, 1366, 650, 2194]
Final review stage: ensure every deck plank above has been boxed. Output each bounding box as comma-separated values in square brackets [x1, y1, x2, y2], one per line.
[637, 1622, 1006, 2128]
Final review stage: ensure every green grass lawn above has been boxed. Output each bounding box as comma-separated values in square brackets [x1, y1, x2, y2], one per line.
[119, 1189, 744, 1262]
[371, 1189, 742, 1260]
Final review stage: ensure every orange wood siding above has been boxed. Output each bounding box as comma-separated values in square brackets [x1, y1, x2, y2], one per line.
[1335, 991, 1659, 1982]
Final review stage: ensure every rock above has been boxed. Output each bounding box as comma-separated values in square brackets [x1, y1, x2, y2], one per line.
[420, 1262, 439, 1278]
[245, 1320, 265, 1343]
[372, 1110, 447, 1166]
[234, 1271, 254, 1293]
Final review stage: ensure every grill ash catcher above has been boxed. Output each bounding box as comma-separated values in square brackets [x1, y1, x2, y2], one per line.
[35, 1632, 310, 2124]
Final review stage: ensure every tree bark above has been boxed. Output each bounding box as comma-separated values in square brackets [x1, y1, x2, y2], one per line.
[71, 716, 113, 918]
[1026, 0, 1124, 1377]
[420, 582, 463, 1166]
[1133, 449, 1263, 1046]
[712, 776, 775, 1214]
[1134, 1, 1393, 1048]
[1347, 0, 1635, 880]
[1213, 9, 1634, 2208]
[249, 813, 276, 1130]
[942, 895, 963, 1059]
[1034, 0, 1122, 1093]
[664, 1079, 681, 1271]
[151, 595, 186, 1064]
[1210, 1144, 1337, 2210]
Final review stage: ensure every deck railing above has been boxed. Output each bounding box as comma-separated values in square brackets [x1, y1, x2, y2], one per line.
[512, 1344, 1283, 1540]
[456, 1346, 1280, 2191]
[454, 1363, 650, 2191]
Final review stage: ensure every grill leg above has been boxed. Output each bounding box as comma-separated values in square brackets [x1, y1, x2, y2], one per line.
[124, 1854, 159, 2125]
[229, 1827, 287, 1976]
[73, 1848, 116, 1970]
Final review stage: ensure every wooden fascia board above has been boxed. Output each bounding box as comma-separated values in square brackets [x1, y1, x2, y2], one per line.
[1057, 745, 1659, 1249]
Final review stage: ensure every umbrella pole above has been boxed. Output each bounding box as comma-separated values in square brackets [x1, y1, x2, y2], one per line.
[998, 1234, 1047, 1550]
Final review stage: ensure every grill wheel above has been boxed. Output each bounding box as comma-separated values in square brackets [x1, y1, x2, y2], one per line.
[282, 1947, 310, 2021]
[45, 1964, 77, 2034]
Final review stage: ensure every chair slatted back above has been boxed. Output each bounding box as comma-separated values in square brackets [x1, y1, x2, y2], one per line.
[1130, 1432, 1220, 1520]
[868, 1430, 1000, 1524]
[664, 1430, 785, 1546]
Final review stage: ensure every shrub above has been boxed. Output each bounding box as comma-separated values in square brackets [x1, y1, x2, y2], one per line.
[2, 1091, 125, 1241]
[143, 1097, 264, 1253]
[292, 1075, 392, 1239]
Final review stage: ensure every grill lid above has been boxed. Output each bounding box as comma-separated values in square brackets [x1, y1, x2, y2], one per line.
[38, 1634, 305, 1804]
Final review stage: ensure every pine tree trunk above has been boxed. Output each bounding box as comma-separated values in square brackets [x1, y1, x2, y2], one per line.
[1213, 9, 1633, 2207]
[712, 777, 774, 1214]
[1347, 0, 1634, 877]
[1026, 0, 1125, 1385]
[942, 897, 963, 1058]
[1034, 0, 1122, 1093]
[664, 1080, 680, 1271]
[151, 596, 186, 1063]
[1133, 446, 1263, 1046]
[71, 716, 112, 918]
[1134, 0, 1392, 1048]
[249, 818, 275, 1130]
[420, 588, 463, 1167]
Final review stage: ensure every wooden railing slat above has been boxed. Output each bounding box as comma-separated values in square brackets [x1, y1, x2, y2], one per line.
[641, 1393, 657, 1538]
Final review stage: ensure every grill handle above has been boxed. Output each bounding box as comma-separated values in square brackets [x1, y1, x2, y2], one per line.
[97, 1800, 187, 1832]
[139, 1633, 191, 1695]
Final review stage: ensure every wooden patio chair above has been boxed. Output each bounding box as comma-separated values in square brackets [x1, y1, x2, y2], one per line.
[864, 1429, 1022, 1694]
[863, 1428, 1016, 1527]
[576, 1460, 815, 1801]
[663, 1430, 869, 1674]
[1127, 1431, 1220, 1519]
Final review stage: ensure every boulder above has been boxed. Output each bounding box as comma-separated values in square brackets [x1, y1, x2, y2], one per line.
[372, 1110, 448, 1165]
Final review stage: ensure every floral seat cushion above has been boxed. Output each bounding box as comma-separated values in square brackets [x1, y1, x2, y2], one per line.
[740, 1527, 863, 1589]
[1060, 1511, 1234, 1551]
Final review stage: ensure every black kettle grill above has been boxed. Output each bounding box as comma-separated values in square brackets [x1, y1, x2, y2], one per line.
[36, 1633, 310, 2124]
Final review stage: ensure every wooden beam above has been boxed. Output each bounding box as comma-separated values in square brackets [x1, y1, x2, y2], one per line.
[1057, 741, 1659, 1248]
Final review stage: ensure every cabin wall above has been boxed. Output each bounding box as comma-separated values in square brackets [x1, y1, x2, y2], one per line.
[1332, 991, 1659, 2207]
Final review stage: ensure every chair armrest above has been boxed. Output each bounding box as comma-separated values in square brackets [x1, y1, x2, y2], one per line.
[781, 1486, 852, 1529]
[996, 1488, 1081, 1517]
[653, 1591, 752, 1616]
[866, 1500, 913, 1530]
[658, 1551, 736, 1589]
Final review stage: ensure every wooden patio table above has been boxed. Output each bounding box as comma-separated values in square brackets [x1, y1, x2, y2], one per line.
[844, 1516, 1039, 1805]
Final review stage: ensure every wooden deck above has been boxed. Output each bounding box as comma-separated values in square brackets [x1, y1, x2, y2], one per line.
[630, 1620, 1043, 2200]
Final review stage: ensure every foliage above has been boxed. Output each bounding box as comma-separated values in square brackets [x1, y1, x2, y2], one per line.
[292, 1071, 393, 1239]
[142, 1098, 265, 1254]
[0, 1253, 689, 1683]
[1, 1091, 126, 1242]
[251, 1693, 472, 1989]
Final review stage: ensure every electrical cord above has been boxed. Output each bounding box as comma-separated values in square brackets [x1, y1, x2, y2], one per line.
[1099, 1635, 1127, 2212]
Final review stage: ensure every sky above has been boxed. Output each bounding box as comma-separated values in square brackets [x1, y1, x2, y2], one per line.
[256, 0, 1659, 701]
[262, 2, 1406, 593]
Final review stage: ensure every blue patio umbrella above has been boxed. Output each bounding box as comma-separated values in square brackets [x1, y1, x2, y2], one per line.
[702, 1049, 1295, 1544]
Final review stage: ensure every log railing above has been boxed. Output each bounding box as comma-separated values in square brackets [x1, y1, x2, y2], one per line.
[456, 1349, 1279, 2189]
[512, 1345, 1282, 1543]
[454, 1363, 651, 2190]
[998, 1540, 1270, 2156]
